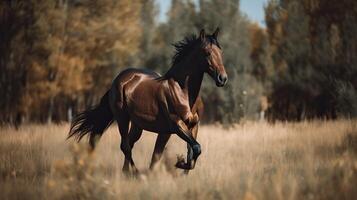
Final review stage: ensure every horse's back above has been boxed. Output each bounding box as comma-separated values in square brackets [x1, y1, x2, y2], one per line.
[111, 67, 161, 100]
[117, 68, 161, 80]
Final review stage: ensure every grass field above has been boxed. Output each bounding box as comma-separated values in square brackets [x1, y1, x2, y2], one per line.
[1, 120, 357, 200]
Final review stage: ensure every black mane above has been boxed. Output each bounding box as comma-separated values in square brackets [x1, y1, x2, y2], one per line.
[172, 34, 199, 67]
[161, 33, 220, 80]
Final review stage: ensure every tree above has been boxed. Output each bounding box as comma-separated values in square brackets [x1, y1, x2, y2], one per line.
[265, 0, 357, 120]
[0, 0, 142, 124]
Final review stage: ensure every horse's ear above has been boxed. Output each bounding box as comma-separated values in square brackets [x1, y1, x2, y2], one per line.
[213, 27, 220, 39]
[199, 29, 206, 41]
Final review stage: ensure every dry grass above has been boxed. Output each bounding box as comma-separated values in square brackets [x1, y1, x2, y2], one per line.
[1, 120, 357, 200]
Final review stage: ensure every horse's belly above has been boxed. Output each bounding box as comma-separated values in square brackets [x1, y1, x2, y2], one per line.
[128, 109, 171, 133]
[131, 116, 171, 133]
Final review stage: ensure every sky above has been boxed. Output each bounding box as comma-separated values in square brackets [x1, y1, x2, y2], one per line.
[157, 0, 268, 26]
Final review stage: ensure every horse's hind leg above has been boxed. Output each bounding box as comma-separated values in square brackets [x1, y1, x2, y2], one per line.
[122, 124, 143, 171]
[129, 124, 143, 149]
[116, 114, 138, 174]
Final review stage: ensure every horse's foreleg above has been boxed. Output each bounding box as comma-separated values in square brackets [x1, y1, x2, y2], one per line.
[172, 117, 201, 170]
[150, 134, 171, 169]
[184, 124, 198, 174]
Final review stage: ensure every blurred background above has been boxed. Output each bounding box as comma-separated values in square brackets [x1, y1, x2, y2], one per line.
[0, 0, 356, 126]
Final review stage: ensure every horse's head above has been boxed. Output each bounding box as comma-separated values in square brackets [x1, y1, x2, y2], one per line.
[198, 28, 227, 87]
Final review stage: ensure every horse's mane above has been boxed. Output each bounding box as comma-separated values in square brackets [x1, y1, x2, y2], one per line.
[159, 33, 220, 80]
[157, 35, 198, 80]
[172, 34, 199, 68]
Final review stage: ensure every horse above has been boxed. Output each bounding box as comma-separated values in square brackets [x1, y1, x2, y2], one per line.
[68, 28, 227, 174]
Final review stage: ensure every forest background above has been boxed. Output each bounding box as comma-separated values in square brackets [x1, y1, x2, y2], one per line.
[1, 0, 356, 125]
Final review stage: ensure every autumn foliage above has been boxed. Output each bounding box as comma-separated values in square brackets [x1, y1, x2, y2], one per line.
[1, 0, 356, 125]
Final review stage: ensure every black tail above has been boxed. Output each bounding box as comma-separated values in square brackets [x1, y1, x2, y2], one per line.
[68, 91, 114, 144]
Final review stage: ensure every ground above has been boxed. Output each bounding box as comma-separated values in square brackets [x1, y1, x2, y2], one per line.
[1, 120, 357, 200]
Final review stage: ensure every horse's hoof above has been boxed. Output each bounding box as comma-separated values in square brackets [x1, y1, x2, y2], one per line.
[175, 154, 193, 170]
[175, 160, 192, 170]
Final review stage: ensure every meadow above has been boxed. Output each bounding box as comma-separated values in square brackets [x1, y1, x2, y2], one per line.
[1, 120, 357, 200]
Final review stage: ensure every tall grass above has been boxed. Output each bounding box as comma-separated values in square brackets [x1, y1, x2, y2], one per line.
[0, 120, 357, 199]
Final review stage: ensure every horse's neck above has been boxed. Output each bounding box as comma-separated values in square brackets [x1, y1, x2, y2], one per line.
[187, 72, 203, 107]
[168, 53, 204, 108]
[169, 67, 203, 108]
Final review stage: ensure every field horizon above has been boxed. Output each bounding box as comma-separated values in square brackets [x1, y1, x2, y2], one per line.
[1, 120, 357, 200]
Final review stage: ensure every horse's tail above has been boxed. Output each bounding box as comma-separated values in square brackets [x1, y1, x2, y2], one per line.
[68, 90, 114, 146]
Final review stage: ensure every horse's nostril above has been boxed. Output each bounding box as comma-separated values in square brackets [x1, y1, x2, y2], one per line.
[218, 74, 223, 82]
[218, 74, 227, 85]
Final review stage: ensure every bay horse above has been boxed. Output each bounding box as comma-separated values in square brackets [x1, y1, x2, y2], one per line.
[68, 28, 227, 174]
